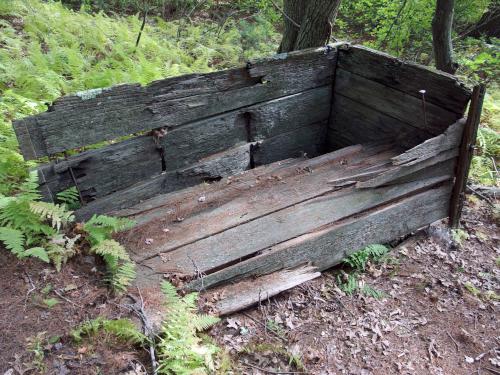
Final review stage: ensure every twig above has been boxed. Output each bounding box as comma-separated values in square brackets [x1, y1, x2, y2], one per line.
[483, 367, 500, 375]
[53, 289, 83, 308]
[466, 184, 495, 207]
[24, 272, 36, 310]
[240, 311, 285, 342]
[242, 361, 308, 374]
[446, 331, 460, 352]
[136, 287, 158, 375]
[270, 0, 300, 28]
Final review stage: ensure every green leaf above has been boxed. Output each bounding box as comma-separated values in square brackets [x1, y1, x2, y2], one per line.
[24, 247, 50, 263]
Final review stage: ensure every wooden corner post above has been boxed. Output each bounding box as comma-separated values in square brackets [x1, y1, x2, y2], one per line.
[449, 84, 486, 228]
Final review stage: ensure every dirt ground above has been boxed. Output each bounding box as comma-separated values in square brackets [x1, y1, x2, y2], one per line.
[1, 196, 499, 375]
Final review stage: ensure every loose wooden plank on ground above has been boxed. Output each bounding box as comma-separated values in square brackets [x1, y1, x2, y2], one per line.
[208, 265, 321, 316]
[337, 45, 471, 114]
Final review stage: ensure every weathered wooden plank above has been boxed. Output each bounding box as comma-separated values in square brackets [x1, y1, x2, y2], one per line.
[123, 145, 395, 262]
[358, 149, 458, 188]
[74, 144, 251, 221]
[14, 45, 340, 160]
[208, 265, 321, 316]
[161, 85, 331, 171]
[449, 84, 486, 227]
[327, 94, 433, 150]
[140, 174, 450, 275]
[334, 69, 461, 135]
[337, 45, 471, 114]
[391, 118, 465, 166]
[37, 136, 162, 203]
[252, 121, 328, 166]
[37, 86, 330, 201]
[184, 183, 451, 291]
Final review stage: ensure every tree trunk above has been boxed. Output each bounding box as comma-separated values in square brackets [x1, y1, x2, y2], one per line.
[432, 0, 458, 74]
[463, 2, 500, 39]
[278, 0, 342, 53]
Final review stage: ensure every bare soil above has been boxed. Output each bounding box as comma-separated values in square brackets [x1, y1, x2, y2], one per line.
[1, 196, 498, 375]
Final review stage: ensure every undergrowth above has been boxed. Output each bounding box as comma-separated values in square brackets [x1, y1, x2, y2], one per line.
[337, 244, 390, 299]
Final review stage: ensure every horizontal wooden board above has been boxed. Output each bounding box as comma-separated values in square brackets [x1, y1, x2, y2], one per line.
[121, 144, 396, 262]
[185, 183, 452, 291]
[334, 69, 461, 136]
[327, 94, 433, 150]
[208, 265, 321, 316]
[14, 45, 340, 160]
[37, 136, 162, 203]
[74, 144, 251, 221]
[252, 120, 328, 166]
[38, 86, 331, 201]
[338, 45, 471, 114]
[139, 174, 449, 276]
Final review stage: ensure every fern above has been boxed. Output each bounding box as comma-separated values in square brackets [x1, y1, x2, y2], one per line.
[46, 234, 81, 271]
[90, 239, 136, 293]
[344, 244, 389, 271]
[83, 215, 135, 246]
[70, 317, 147, 345]
[0, 227, 25, 257]
[30, 201, 74, 230]
[157, 281, 220, 375]
[56, 187, 81, 210]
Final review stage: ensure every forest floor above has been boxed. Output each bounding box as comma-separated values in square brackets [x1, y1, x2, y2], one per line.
[1, 196, 499, 375]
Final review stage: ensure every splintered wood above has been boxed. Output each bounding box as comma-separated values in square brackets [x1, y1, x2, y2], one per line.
[116, 132, 460, 314]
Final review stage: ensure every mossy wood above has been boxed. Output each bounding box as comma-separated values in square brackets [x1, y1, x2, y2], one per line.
[13, 43, 481, 314]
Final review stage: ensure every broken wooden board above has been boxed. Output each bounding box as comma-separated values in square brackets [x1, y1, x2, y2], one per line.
[205, 265, 321, 316]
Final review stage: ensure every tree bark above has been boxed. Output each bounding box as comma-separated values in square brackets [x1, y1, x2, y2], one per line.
[462, 2, 500, 39]
[432, 0, 458, 74]
[278, 0, 342, 53]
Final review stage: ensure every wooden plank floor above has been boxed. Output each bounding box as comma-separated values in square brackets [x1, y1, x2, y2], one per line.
[115, 140, 456, 315]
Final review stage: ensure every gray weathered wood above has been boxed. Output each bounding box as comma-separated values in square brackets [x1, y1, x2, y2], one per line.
[37, 136, 162, 203]
[37, 86, 330, 201]
[209, 265, 321, 316]
[391, 118, 465, 166]
[358, 149, 458, 188]
[122, 144, 395, 262]
[334, 69, 461, 135]
[74, 144, 251, 220]
[327, 94, 433, 150]
[185, 184, 451, 291]
[140, 174, 450, 275]
[252, 121, 328, 166]
[337, 45, 470, 114]
[14, 45, 339, 160]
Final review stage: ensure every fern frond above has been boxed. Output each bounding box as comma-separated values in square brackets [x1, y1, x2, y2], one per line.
[90, 239, 130, 261]
[0, 226, 25, 257]
[161, 281, 181, 305]
[106, 260, 136, 293]
[18, 171, 41, 201]
[24, 247, 49, 263]
[83, 215, 135, 246]
[192, 314, 220, 332]
[56, 187, 80, 209]
[29, 201, 74, 230]
[47, 234, 80, 271]
[102, 319, 147, 345]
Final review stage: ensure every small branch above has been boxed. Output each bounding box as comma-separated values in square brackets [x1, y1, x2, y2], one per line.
[53, 289, 83, 308]
[270, 0, 301, 28]
[446, 331, 460, 352]
[466, 184, 496, 207]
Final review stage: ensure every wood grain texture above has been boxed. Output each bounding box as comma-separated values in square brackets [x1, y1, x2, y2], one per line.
[14, 46, 339, 160]
[391, 118, 465, 166]
[334, 69, 461, 136]
[337, 45, 470, 114]
[327, 94, 433, 150]
[140, 174, 449, 276]
[74, 144, 251, 220]
[185, 184, 451, 291]
[209, 266, 321, 316]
